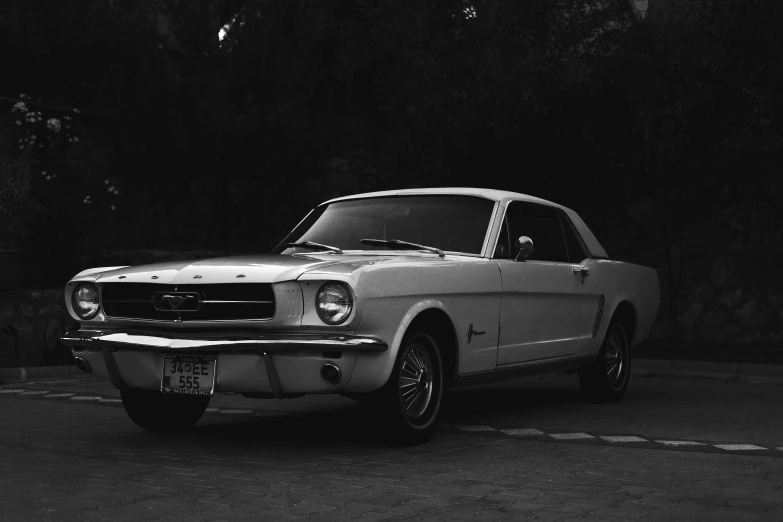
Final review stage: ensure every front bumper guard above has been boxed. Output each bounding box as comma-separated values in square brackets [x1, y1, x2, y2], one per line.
[62, 330, 388, 398]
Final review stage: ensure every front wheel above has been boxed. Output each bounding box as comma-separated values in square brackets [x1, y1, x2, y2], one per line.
[578, 322, 631, 403]
[120, 389, 211, 432]
[380, 330, 445, 445]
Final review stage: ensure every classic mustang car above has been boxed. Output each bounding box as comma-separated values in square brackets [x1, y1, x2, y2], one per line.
[62, 188, 659, 444]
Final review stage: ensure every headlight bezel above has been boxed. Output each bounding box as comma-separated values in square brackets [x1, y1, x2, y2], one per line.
[71, 282, 101, 320]
[315, 281, 354, 325]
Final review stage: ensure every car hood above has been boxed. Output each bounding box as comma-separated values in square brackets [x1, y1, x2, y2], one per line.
[80, 253, 446, 285]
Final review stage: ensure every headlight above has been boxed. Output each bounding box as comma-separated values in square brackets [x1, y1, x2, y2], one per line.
[315, 282, 353, 325]
[72, 283, 100, 320]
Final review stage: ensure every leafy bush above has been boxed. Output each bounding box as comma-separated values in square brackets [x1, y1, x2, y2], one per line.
[0, 0, 779, 300]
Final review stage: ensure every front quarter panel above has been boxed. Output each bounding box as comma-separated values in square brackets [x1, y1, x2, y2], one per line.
[341, 257, 503, 392]
[73, 266, 130, 279]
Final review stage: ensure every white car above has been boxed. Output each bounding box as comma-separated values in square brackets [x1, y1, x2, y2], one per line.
[62, 188, 660, 444]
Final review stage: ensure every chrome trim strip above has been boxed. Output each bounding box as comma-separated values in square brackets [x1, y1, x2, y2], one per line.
[103, 298, 277, 305]
[299, 250, 484, 258]
[592, 294, 606, 337]
[62, 330, 388, 353]
[270, 207, 317, 253]
[99, 317, 275, 324]
[200, 300, 274, 304]
[480, 201, 503, 259]
[279, 196, 500, 258]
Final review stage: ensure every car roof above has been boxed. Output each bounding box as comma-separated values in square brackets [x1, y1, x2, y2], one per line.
[322, 187, 566, 210]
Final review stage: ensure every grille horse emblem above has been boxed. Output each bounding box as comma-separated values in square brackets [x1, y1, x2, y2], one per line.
[160, 294, 195, 310]
[152, 291, 200, 315]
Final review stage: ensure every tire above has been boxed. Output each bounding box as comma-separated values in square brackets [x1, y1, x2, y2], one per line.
[578, 321, 631, 403]
[379, 329, 445, 445]
[120, 389, 211, 432]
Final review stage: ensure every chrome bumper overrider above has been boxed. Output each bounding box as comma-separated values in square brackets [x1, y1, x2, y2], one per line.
[62, 330, 388, 397]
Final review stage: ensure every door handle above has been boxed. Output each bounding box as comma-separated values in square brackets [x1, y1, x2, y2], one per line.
[572, 265, 589, 276]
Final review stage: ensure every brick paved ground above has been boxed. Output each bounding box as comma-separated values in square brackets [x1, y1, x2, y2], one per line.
[2, 374, 783, 521]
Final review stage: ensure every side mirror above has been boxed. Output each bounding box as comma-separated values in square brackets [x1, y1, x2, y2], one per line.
[514, 236, 534, 261]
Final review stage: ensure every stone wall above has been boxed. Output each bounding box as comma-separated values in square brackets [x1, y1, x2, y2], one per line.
[0, 289, 77, 368]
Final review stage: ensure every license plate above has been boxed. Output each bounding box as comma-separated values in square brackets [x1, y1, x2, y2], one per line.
[160, 356, 216, 396]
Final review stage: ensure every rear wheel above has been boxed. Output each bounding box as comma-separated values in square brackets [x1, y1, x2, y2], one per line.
[120, 389, 211, 432]
[578, 321, 631, 403]
[380, 330, 445, 445]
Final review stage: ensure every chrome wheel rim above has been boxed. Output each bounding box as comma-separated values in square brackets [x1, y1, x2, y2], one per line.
[398, 342, 434, 421]
[605, 326, 628, 390]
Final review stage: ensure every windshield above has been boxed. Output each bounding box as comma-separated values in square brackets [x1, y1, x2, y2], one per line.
[274, 195, 496, 255]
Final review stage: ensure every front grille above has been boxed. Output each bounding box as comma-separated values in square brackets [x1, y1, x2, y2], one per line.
[101, 283, 275, 321]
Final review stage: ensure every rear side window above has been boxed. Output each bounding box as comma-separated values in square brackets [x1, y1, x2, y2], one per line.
[505, 202, 569, 262]
[560, 214, 587, 263]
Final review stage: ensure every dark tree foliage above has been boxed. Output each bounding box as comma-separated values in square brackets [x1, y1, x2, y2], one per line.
[1, 0, 781, 336]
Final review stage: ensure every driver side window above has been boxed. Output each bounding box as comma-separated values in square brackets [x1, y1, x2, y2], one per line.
[493, 216, 511, 259]
[504, 201, 569, 263]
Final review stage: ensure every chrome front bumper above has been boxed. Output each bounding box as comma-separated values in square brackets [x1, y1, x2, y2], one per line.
[62, 330, 389, 397]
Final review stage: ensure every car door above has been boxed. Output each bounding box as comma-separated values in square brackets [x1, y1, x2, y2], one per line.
[494, 201, 586, 365]
[559, 212, 606, 354]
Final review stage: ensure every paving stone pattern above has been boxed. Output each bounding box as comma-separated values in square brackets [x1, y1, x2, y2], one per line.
[2, 386, 783, 521]
[4, 385, 783, 458]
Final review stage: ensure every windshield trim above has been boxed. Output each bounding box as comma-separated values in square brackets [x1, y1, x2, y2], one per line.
[479, 201, 502, 258]
[288, 250, 486, 259]
[272, 195, 500, 258]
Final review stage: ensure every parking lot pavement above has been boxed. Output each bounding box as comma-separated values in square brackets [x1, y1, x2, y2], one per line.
[444, 372, 783, 450]
[7, 371, 783, 450]
[2, 374, 783, 521]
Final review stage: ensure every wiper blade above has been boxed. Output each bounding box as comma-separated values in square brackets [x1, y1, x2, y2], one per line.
[360, 238, 445, 258]
[283, 241, 343, 254]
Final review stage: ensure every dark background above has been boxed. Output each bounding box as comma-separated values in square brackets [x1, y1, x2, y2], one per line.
[1, 0, 781, 364]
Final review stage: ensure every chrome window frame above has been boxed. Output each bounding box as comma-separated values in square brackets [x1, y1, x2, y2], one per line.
[486, 200, 594, 264]
[279, 195, 501, 259]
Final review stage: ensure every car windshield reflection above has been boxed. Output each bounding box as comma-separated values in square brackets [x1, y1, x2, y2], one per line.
[274, 195, 495, 256]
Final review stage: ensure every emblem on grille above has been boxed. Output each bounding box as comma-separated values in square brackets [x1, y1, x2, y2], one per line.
[161, 294, 192, 310]
[153, 292, 200, 312]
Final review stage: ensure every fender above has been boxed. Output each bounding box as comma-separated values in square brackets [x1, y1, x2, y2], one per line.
[390, 298, 452, 364]
[72, 266, 130, 280]
[602, 287, 659, 347]
[602, 294, 650, 347]
[344, 298, 455, 392]
[600, 295, 631, 338]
